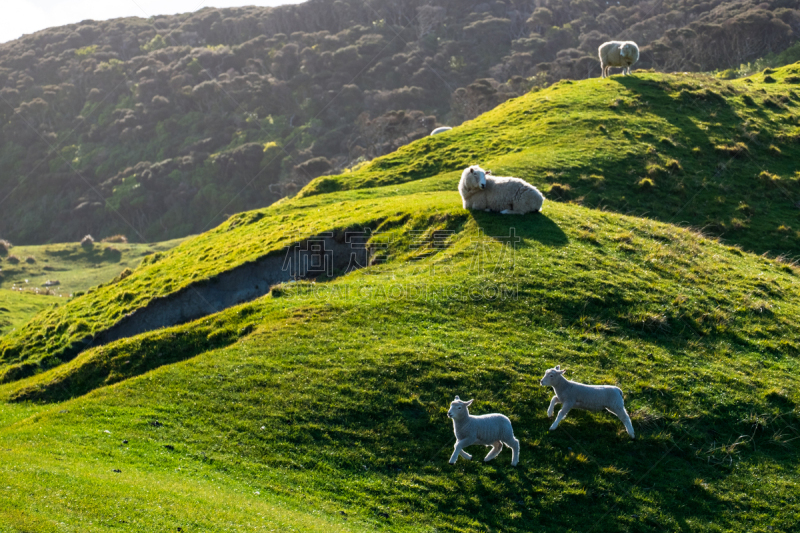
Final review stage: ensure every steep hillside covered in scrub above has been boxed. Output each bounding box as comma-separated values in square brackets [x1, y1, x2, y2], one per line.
[1, 0, 800, 244]
[0, 67, 798, 531]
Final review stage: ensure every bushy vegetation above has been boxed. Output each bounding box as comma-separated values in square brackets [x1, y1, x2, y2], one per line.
[2, 0, 800, 244]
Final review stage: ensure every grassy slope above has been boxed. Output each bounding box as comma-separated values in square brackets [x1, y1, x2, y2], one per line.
[1, 197, 799, 530]
[0, 238, 185, 335]
[0, 68, 799, 531]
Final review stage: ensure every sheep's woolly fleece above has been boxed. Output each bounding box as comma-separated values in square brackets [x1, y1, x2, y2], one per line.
[598, 41, 640, 78]
[458, 165, 544, 215]
[447, 395, 520, 466]
[539, 365, 635, 439]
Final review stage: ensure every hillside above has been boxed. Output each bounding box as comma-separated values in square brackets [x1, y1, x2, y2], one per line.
[2, 0, 800, 244]
[3, 64, 800, 383]
[0, 68, 798, 531]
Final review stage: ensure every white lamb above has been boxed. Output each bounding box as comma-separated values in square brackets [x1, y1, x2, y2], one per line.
[539, 365, 635, 439]
[447, 395, 520, 466]
[458, 165, 544, 215]
[598, 41, 640, 78]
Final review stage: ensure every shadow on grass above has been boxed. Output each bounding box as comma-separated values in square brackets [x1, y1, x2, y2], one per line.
[469, 211, 569, 247]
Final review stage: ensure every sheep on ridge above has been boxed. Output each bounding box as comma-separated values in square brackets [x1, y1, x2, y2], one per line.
[447, 395, 520, 466]
[430, 126, 452, 135]
[458, 165, 544, 215]
[598, 41, 640, 78]
[539, 365, 635, 439]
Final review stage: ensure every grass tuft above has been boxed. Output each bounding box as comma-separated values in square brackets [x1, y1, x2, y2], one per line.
[637, 177, 655, 189]
[548, 182, 571, 199]
[758, 170, 781, 186]
[714, 141, 749, 157]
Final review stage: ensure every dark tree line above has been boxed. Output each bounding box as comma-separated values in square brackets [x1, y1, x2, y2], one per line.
[0, 0, 798, 243]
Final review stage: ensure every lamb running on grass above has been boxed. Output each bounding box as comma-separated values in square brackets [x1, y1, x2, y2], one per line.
[447, 395, 520, 466]
[539, 365, 635, 439]
[598, 41, 640, 78]
[458, 165, 544, 215]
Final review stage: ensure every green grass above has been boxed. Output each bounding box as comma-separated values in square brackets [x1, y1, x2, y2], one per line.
[0, 289, 58, 336]
[0, 238, 185, 335]
[1, 67, 800, 531]
[1, 200, 799, 531]
[302, 67, 800, 258]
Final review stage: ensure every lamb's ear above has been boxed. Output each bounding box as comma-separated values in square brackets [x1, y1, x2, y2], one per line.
[555, 365, 561, 370]
[465, 399, 474, 407]
[558, 368, 567, 375]
[454, 395, 460, 401]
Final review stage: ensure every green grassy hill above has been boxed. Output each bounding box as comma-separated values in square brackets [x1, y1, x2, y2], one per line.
[303, 66, 800, 258]
[1, 68, 799, 531]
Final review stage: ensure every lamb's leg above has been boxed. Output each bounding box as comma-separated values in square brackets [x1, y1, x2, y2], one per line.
[600, 63, 605, 78]
[505, 437, 520, 466]
[547, 396, 560, 418]
[608, 405, 636, 439]
[549, 402, 573, 431]
[484, 441, 503, 462]
[500, 209, 524, 215]
[450, 438, 475, 464]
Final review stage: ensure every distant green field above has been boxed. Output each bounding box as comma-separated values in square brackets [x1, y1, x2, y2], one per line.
[1, 67, 799, 532]
[0, 238, 186, 335]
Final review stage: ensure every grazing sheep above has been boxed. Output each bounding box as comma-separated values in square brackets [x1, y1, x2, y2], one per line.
[458, 165, 544, 215]
[431, 126, 452, 135]
[539, 365, 635, 439]
[598, 41, 640, 78]
[447, 395, 520, 466]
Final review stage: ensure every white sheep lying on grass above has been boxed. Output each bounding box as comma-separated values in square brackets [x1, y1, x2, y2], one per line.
[458, 165, 544, 215]
[598, 41, 640, 78]
[539, 365, 635, 439]
[447, 395, 520, 466]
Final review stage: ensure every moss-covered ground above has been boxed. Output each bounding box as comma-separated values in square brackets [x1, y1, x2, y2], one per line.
[1, 67, 799, 532]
